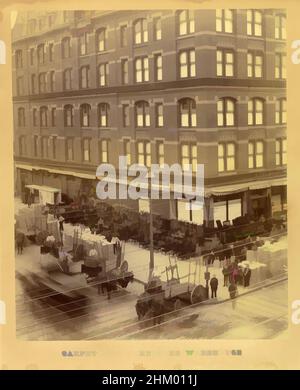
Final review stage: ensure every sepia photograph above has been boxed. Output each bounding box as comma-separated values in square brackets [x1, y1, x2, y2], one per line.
[12, 9, 287, 341]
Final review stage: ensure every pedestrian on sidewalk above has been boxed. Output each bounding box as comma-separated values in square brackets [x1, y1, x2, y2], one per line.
[231, 263, 239, 285]
[228, 282, 238, 309]
[222, 264, 230, 287]
[210, 275, 218, 298]
[243, 265, 252, 287]
[16, 231, 25, 255]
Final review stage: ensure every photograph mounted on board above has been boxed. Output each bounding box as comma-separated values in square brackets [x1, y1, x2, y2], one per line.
[12, 9, 287, 341]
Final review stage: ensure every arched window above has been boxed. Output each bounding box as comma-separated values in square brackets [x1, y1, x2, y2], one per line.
[96, 28, 106, 52]
[217, 98, 235, 127]
[178, 98, 196, 127]
[18, 107, 25, 127]
[63, 68, 72, 90]
[98, 103, 110, 127]
[61, 37, 71, 59]
[64, 105, 73, 127]
[135, 101, 150, 127]
[80, 104, 91, 127]
[248, 98, 264, 126]
[40, 106, 48, 127]
[275, 98, 287, 125]
[133, 18, 148, 44]
[178, 10, 195, 36]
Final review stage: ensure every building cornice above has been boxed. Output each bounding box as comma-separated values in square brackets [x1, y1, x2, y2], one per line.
[13, 78, 286, 103]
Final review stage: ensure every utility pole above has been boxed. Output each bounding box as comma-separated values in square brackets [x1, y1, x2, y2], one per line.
[148, 197, 154, 282]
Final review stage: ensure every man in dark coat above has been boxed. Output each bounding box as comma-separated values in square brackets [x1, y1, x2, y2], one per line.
[16, 231, 25, 254]
[243, 266, 252, 287]
[210, 275, 219, 298]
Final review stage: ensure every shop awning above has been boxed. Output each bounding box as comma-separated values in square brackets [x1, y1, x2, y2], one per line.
[205, 177, 287, 197]
[16, 163, 96, 180]
[25, 184, 60, 193]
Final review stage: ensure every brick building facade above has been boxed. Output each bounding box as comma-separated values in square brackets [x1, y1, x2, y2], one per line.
[13, 9, 287, 226]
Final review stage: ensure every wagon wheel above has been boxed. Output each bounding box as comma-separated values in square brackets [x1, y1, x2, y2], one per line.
[190, 285, 206, 305]
[174, 298, 183, 312]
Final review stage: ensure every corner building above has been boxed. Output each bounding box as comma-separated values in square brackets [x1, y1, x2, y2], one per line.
[13, 9, 287, 226]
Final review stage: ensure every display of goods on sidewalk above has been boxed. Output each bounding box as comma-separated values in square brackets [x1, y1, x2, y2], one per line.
[15, 204, 47, 236]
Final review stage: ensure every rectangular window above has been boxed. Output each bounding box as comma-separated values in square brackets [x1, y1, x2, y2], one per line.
[33, 108, 38, 126]
[217, 99, 235, 127]
[98, 63, 108, 87]
[126, 143, 137, 171]
[52, 136, 57, 159]
[51, 108, 56, 127]
[154, 54, 163, 81]
[66, 138, 74, 161]
[216, 9, 233, 33]
[42, 136, 49, 159]
[100, 139, 109, 163]
[63, 69, 72, 90]
[121, 59, 129, 84]
[247, 52, 263, 78]
[17, 77, 24, 96]
[275, 53, 286, 79]
[39, 73, 47, 93]
[80, 66, 89, 88]
[248, 141, 264, 168]
[30, 48, 35, 66]
[49, 43, 54, 62]
[275, 99, 287, 125]
[181, 143, 197, 172]
[49, 71, 55, 92]
[179, 49, 195, 78]
[275, 139, 287, 166]
[31, 74, 36, 94]
[156, 103, 164, 127]
[33, 135, 38, 157]
[218, 143, 236, 172]
[15, 50, 23, 68]
[248, 99, 264, 126]
[137, 141, 151, 168]
[179, 10, 195, 36]
[124, 139, 131, 165]
[153, 18, 162, 40]
[79, 33, 88, 56]
[216, 49, 234, 77]
[275, 15, 286, 40]
[135, 57, 149, 83]
[123, 104, 130, 127]
[83, 138, 90, 162]
[120, 25, 127, 47]
[37, 44, 45, 64]
[157, 141, 164, 167]
[247, 10, 262, 36]
[177, 199, 203, 225]
[19, 136, 27, 156]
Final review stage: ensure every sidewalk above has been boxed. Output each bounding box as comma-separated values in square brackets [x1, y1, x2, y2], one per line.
[123, 238, 287, 302]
